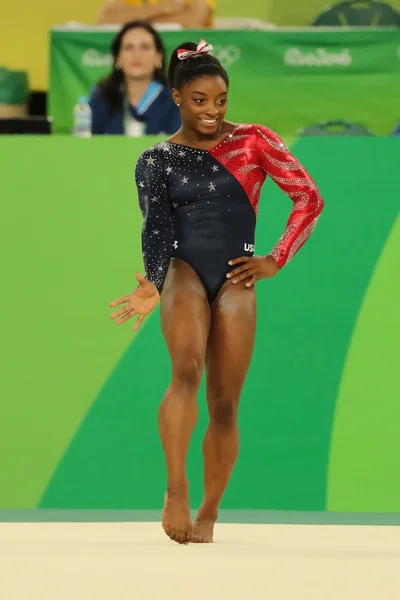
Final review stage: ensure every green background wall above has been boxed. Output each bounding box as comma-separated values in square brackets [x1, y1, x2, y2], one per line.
[0, 136, 399, 512]
[218, 0, 400, 23]
[50, 28, 400, 138]
[259, 0, 400, 25]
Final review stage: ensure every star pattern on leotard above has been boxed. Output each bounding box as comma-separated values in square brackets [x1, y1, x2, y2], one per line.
[135, 127, 323, 293]
[136, 142, 230, 292]
[158, 142, 172, 153]
[135, 148, 172, 292]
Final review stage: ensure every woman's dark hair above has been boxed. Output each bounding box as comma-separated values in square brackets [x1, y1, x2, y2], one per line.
[168, 41, 229, 90]
[98, 20, 167, 111]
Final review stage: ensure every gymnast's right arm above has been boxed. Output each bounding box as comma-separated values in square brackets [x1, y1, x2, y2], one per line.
[135, 149, 173, 294]
[109, 149, 171, 331]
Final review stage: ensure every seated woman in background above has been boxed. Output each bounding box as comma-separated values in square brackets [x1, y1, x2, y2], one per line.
[89, 21, 181, 136]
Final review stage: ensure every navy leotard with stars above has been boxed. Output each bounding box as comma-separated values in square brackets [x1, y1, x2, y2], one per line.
[135, 123, 324, 302]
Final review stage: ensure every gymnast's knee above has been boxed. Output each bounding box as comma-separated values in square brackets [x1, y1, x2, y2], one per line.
[209, 394, 240, 428]
[171, 356, 203, 396]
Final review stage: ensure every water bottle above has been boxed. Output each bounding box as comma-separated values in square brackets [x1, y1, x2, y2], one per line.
[72, 96, 92, 138]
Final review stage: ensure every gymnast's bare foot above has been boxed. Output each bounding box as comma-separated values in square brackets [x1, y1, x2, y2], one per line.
[192, 507, 217, 543]
[162, 487, 193, 544]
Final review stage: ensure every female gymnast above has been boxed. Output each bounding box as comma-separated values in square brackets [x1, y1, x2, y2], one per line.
[110, 39, 324, 545]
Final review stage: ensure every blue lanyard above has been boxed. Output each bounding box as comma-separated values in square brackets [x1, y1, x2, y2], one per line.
[123, 81, 163, 133]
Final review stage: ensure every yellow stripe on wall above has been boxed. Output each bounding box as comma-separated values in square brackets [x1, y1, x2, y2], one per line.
[2, 0, 103, 90]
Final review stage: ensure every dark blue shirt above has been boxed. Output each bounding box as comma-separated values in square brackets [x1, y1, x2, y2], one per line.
[89, 83, 181, 136]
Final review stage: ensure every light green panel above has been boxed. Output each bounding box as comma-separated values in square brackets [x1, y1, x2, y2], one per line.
[0, 136, 157, 508]
[327, 215, 400, 512]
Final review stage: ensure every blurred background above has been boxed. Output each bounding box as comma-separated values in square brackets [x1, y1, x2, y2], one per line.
[0, 1, 399, 516]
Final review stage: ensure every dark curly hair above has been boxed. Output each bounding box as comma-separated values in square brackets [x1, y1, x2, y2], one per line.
[168, 41, 229, 90]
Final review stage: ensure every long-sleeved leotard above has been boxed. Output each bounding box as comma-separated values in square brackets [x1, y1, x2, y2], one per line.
[135, 123, 324, 302]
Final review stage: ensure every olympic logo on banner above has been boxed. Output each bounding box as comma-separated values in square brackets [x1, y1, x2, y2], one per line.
[212, 46, 241, 69]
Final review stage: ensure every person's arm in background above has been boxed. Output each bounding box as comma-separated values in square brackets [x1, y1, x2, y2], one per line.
[390, 121, 400, 136]
[97, 0, 184, 25]
[153, 0, 213, 28]
[88, 86, 105, 135]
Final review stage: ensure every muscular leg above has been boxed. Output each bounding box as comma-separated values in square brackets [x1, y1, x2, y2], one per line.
[193, 281, 256, 543]
[159, 258, 210, 544]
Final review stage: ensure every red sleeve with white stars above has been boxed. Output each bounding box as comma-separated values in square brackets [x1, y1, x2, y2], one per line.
[255, 126, 324, 268]
[135, 148, 172, 293]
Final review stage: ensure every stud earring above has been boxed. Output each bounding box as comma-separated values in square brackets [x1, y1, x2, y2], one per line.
[176, 103, 181, 107]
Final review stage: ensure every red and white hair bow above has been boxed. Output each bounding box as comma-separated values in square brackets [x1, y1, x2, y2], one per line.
[177, 39, 214, 61]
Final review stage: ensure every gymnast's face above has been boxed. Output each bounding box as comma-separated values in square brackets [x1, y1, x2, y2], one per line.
[174, 75, 229, 136]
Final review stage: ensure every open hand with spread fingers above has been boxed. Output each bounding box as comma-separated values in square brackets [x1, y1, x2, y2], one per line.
[110, 272, 160, 331]
[226, 255, 281, 288]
